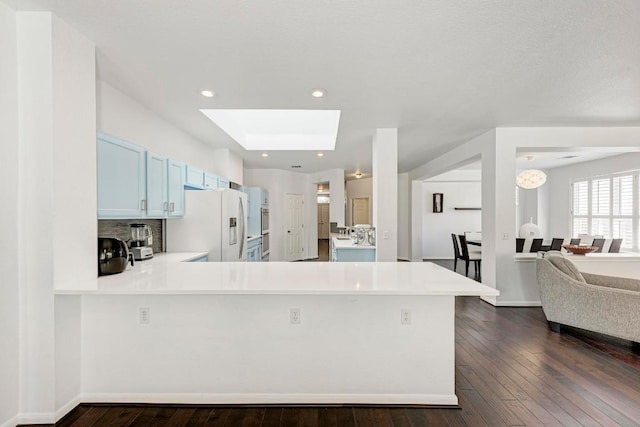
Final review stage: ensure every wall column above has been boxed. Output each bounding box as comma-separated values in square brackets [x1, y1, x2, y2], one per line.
[15, 11, 96, 423]
[372, 128, 398, 261]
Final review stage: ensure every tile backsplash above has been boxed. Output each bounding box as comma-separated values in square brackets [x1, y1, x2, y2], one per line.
[98, 219, 164, 253]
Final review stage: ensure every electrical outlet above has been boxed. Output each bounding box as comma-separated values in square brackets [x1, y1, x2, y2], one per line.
[139, 307, 150, 324]
[401, 308, 411, 325]
[290, 308, 301, 324]
[502, 232, 510, 240]
[383, 230, 390, 240]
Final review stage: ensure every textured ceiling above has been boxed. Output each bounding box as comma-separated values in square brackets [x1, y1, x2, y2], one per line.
[6, 0, 640, 175]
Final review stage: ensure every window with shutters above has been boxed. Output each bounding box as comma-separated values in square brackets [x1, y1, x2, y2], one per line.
[571, 172, 637, 250]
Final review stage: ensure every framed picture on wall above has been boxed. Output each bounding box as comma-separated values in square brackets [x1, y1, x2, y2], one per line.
[433, 193, 443, 213]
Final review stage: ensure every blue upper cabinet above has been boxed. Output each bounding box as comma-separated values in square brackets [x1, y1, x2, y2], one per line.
[97, 132, 146, 218]
[203, 172, 218, 189]
[185, 165, 205, 189]
[218, 177, 230, 189]
[97, 132, 185, 219]
[146, 151, 168, 218]
[167, 159, 185, 217]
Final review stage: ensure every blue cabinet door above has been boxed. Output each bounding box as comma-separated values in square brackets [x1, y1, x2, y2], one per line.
[97, 132, 146, 218]
[168, 159, 185, 217]
[146, 151, 168, 218]
[185, 165, 204, 189]
[203, 173, 218, 189]
[218, 177, 230, 189]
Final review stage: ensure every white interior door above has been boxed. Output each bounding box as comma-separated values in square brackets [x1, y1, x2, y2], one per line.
[352, 197, 370, 225]
[286, 194, 304, 261]
[317, 203, 330, 239]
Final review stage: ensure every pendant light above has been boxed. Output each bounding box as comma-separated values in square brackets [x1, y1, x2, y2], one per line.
[516, 156, 546, 189]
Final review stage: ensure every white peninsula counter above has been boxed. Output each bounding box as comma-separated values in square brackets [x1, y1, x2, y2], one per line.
[329, 233, 376, 262]
[56, 261, 498, 406]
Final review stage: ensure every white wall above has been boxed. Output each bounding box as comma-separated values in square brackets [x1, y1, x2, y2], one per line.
[546, 152, 640, 238]
[51, 14, 95, 416]
[213, 148, 244, 184]
[81, 294, 456, 404]
[346, 177, 372, 226]
[8, 12, 96, 424]
[0, 3, 20, 426]
[17, 12, 57, 419]
[372, 129, 398, 261]
[97, 80, 218, 173]
[397, 173, 410, 260]
[422, 181, 482, 259]
[243, 169, 317, 261]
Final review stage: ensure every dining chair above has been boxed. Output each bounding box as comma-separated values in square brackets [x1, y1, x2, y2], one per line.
[592, 238, 605, 253]
[529, 238, 543, 253]
[569, 238, 581, 245]
[451, 233, 465, 273]
[458, 234, 481, 279]
[549, 238, 564, 251]
[516, 238, 525, 253]
[609, 238, 623, 253]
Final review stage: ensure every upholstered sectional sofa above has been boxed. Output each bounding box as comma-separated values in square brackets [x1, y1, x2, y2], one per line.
[536, 251, 640, 346]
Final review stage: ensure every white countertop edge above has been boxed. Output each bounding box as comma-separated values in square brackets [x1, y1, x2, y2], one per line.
[55, 289, 500, 296]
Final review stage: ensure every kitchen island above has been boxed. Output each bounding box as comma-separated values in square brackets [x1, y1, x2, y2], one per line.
[56, 261, 498, 406]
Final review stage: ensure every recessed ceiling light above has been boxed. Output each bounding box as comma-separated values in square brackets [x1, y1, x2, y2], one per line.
[261, 153, 269, 157]
[201, 90, 216, 98]
[355, 172, 363, 179]
[317, 153, 324, 157]
[311, 89, 326, 98]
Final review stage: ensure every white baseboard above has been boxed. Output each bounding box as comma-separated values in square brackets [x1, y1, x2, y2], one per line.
[56, 395, 82, 422]
[481, 296, 541, 307]
[16, 412, 55, 425]
[0, 415, 18, 427]
[81, 392, 458, 406]
[422, 257, 454, 261]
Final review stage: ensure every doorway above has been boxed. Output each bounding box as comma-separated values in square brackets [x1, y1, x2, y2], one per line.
[352, 197, 370, 225]
[316, 183, 330, 261]
[285, 193, 304, 261]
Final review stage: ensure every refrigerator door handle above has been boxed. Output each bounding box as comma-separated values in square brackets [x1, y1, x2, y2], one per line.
[239, 197, 245, 259]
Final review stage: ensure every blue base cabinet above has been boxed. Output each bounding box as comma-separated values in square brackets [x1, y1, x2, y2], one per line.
[247, 237, 262, 262]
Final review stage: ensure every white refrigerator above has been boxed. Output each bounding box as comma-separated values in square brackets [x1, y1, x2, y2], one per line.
[166, 188, 247, 261]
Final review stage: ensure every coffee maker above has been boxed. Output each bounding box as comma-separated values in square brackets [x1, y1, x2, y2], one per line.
[129, 223, 154, 260]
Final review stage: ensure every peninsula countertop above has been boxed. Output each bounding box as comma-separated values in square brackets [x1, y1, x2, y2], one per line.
[330, 233, 376, 250]
[55, 259, 499, 297]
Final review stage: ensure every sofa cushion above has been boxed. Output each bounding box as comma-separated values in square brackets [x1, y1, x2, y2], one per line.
[545, 251, 586, 283]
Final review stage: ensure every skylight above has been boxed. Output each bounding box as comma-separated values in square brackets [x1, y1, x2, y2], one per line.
[200, 109, 341, 151]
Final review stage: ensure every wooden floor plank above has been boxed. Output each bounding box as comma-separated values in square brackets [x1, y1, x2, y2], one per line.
[259, 407, 282, 427]
[185, 408, 214, 427]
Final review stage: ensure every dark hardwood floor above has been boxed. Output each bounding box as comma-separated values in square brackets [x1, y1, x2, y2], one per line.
[40, 297, 640, 426]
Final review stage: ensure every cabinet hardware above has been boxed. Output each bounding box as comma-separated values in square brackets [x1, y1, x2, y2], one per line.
[141, 199, 147, 211]
[170, 202, 175, 212]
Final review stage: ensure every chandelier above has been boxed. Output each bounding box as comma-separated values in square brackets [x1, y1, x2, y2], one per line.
[516, 169, 547, 189]
[516, 156, 546, 189]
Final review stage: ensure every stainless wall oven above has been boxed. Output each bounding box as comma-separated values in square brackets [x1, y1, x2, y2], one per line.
[261, 208, 269, 233]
